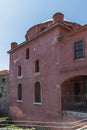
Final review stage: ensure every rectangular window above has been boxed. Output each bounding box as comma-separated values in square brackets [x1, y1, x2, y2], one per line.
[74, 40, 84, 59]
[2, 78, 5, 83]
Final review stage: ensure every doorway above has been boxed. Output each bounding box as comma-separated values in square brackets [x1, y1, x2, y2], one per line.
[74, 82, 80, 102]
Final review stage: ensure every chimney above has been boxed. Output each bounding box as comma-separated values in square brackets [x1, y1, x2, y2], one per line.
[53, 12, 64, 23]
[11, 42, 18, 49]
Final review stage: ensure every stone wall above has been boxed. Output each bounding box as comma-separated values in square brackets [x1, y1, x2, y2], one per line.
[0, 70, 9, 116]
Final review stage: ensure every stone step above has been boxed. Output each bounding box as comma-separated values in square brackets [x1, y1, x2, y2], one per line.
[63, 110, 87, 118]
[62, 110, 87, 129]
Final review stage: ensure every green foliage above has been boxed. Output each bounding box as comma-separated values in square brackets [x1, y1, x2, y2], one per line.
[4, 125, 21, 128]
[1, 125, 35, 130]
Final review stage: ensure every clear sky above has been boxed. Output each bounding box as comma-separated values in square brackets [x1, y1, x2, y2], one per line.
[0, 0, 87, 70]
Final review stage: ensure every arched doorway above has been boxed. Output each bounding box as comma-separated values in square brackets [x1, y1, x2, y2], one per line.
[61, 75, 87, 112]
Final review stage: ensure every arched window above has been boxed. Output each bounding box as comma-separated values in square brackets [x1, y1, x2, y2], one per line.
[35, 60, 39, 73]
[18, 65, 21, 76]
[35, 82, 41, 103]
[26, 48, 29, 59]
[18, 84, 22, 100]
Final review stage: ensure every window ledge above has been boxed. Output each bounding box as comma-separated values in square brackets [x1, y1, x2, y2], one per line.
[17, 100, 23, 103]
[74, 57, 85, 62]
[34, 72, 40, 76]
[18, 75, 23, 79]
[33, 102, 42, 105]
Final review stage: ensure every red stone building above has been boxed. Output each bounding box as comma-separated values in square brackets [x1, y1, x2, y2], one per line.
[8, 12, 87, 124]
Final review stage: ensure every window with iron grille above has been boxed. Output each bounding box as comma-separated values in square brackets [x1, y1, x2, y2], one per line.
[74, 40, 84, 59]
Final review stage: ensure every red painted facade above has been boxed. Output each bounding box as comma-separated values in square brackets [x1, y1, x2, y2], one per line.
[8, 12, 87, 125]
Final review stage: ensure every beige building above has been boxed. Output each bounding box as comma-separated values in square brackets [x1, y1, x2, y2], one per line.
[0, 70, 9, 116]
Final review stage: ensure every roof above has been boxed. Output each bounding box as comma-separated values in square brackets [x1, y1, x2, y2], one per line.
[8, 12, 82, 54]
[0, 70, 9, 75]
[58, 24, 87, 41]
[8, 21, 73, 53]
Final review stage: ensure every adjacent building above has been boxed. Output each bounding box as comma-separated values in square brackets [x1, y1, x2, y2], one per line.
[8, 12, 87, 124]
[0, 70, 9, 116]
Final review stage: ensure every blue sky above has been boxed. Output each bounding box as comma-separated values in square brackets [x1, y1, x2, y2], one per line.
[0, 0, 87, 70]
